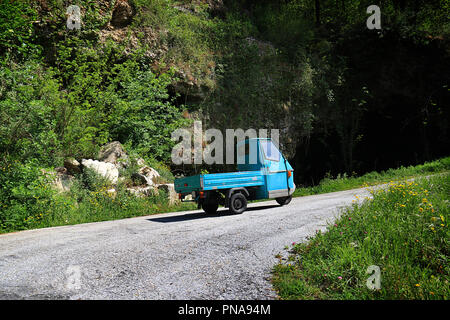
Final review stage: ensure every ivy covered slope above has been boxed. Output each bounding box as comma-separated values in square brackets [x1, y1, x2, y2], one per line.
[0, 0, 282, 166]
[1, 0, 196, 164]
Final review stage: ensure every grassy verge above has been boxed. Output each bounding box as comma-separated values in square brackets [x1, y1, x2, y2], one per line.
[293, 157, 450, 197]
[15, 189, 197, 233]
[0, 190, 197, 234]
[272, 173, 449, 299]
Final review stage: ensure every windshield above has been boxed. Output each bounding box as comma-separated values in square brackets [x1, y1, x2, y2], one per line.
[260, 140, 280, 162]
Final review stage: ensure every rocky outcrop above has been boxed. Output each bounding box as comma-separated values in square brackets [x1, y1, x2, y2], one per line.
[126, 186, 157, 198]
[54, 173, 74, 193]
[50, 141, 177, 203]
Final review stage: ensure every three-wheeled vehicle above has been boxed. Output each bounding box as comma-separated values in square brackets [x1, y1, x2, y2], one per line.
[174, 138, 295, 214]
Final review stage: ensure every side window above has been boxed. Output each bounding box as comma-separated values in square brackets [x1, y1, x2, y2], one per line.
[237, 142, 250, 156]
[261, 141, 280, 162]
[237, 140, 258, 165]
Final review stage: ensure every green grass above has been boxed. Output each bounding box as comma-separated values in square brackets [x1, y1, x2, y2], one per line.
[293, 157, 450, 197]
[16, 187, 197, 232]
[272, 173, 450, 299]
[1, 190, 197, 234]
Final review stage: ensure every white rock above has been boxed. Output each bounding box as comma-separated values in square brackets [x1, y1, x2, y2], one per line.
[81, 159, 119, 184]
[138, 166, 160, 186]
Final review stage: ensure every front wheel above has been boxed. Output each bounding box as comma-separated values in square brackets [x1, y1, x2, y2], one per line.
[276, 195, 292, 206]
[229, 193, 247, 214]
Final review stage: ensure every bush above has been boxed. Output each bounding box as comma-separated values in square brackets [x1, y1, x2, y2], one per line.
[0, 0, 41, 59]
[0, 60, 65, 166]
[0, 158, 57, 231]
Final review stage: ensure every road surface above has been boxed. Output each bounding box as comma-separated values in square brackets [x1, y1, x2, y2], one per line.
[0, 187, 373, 300]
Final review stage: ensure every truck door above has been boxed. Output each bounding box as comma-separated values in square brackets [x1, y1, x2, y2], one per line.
[236, 139, 267, 200]
[260, 140, 293, 198]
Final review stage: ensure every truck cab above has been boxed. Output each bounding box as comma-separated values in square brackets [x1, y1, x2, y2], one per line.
[174, 138, 295, 214]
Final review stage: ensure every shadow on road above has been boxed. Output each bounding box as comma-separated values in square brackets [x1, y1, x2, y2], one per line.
[147, 204, 280, 223]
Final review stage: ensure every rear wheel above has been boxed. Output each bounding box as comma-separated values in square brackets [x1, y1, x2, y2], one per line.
[201, 194, 219, 214]
[276, 195, 292, 206]
[229, 193, 247, 214]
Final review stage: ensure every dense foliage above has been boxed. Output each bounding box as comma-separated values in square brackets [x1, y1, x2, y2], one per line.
[225, 0, 450, 184]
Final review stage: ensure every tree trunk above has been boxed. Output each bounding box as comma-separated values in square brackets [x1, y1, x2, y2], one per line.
[315, 0, 321, 26]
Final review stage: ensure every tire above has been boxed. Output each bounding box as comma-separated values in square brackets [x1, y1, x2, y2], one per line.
[201, 198, 218, 214]
[276, 195, 292, 206]
[229, 193, 247, 214]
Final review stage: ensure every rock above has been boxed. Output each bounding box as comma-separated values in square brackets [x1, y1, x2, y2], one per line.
[111, 0, 135, 28]
[81, 159, 119, 184]
[126, 186, 157, 198]
[131, 172, 148, 186]
[42, 169, 73, 193]
[156, 183, 179, 205]
[136, 158, 146, 167]
[98, 141, 128, 168]
[138, 166, 160, 186]
[64, 158, 81, 174]
[173, 5, 194, 14]
[106, 188, 117, 199]
[245, 37, 276, 56]
[207, 0, 225, 17]
[54, 173, 74, 193]
[55, 166, 67, 174]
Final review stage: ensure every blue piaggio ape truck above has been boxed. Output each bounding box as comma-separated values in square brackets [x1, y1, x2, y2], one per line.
[174, 138, 295, 214]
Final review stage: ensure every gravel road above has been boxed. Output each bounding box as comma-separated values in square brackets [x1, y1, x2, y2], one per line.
[0, 187, 373, 300]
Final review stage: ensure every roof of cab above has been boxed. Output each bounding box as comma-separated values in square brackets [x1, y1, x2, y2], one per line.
[240, 137, 272, 143]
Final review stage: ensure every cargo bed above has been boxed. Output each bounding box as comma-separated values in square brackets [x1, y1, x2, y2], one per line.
[174, 171, 265, 194]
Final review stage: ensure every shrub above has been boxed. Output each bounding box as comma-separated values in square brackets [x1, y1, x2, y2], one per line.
[0, 0, 41, 59]
[0, 158, 57, 231]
